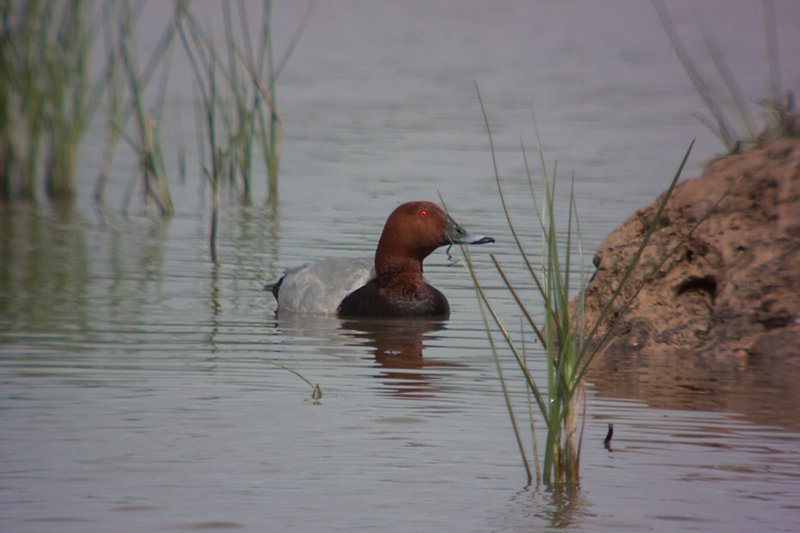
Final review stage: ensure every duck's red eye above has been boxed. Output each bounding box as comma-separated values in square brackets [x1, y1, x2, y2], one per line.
[419, 210, 428, 218]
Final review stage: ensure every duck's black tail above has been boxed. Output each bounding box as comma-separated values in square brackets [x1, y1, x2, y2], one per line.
[264, 277, 284, 299]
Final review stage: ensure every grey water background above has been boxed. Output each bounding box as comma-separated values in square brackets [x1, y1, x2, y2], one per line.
[2, 1, 800, 531]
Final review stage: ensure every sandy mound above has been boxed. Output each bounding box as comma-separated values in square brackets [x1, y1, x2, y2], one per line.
[582, 137, 800, 365]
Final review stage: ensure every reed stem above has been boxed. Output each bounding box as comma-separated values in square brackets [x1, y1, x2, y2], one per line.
[465, 85, 696, 486]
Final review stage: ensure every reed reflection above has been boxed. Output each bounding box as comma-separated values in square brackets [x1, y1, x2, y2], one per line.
[503, 481, 590, 530]
[208, 203, 280, 348]
[0, 203, 90, 335]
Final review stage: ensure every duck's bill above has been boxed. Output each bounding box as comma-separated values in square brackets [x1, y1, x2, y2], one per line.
[443, 215, 495, 245]
[466, 234, 495, 245]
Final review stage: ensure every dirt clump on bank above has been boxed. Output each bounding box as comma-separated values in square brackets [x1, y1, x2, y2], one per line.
[582, 137, 800, 366]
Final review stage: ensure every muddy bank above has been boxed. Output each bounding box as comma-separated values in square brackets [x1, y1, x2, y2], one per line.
[581, 138, 800, 426]
[578, 138, 800, 424]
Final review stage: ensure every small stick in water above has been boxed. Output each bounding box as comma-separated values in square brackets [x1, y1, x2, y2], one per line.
[603, 423, 614, 451]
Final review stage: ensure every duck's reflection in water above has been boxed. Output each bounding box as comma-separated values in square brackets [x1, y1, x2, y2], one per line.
[271, 314, 462, 399]
[340, 317, 462, 398]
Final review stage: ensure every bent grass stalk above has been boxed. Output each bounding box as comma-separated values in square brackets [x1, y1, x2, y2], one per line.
[92, 1, 177, 217]
[461, 85, 698, 486]
[118, 2, 175, 217]
[254, 356, 322, 401]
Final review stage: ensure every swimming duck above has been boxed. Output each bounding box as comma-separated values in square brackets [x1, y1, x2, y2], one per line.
[268, 201, 494, 317]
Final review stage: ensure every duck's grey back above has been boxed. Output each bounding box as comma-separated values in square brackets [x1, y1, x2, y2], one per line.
[276, 257, 375, 314]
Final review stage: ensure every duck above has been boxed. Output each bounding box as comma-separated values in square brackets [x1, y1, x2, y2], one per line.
[267, 201, 494, 318]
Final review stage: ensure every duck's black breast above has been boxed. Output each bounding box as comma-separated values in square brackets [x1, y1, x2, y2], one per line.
[337, 279, 450, 318]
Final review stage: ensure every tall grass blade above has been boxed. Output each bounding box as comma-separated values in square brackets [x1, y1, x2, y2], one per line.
[763, 0, 781, 101]
[697, 16, 757, 139]
[467, 86, 713, 485]
[474, 270, 533, 485]
[272, 0, 316, 81]
[652, 0, 736, 151]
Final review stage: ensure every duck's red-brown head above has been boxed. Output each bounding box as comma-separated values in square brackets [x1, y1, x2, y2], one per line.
[336, 201, 493, 317]
[374, 201, 493, 283]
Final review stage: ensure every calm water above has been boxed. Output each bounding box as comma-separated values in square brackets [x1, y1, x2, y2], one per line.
[3, 1, 800, 531]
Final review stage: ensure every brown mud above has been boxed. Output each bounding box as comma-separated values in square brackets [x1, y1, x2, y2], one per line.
[582, 138, 800, 428]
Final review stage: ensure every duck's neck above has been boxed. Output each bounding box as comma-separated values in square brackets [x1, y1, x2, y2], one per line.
[375, 255, 425, 291]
